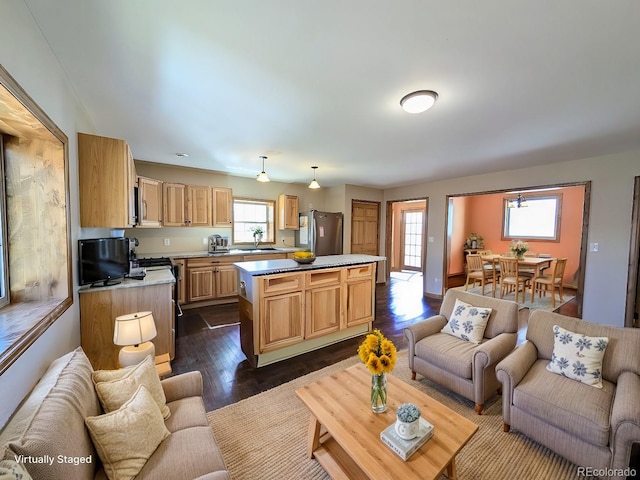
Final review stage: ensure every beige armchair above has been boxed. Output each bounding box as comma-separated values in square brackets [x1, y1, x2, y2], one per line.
[404, 289, 519, 414]
[496, 309, 640, 478]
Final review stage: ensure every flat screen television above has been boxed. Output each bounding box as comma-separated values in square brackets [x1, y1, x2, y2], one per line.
[78, 237, 130, 287]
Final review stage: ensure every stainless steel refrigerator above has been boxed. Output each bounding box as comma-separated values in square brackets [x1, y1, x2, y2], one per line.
[295, 210, 343, 256]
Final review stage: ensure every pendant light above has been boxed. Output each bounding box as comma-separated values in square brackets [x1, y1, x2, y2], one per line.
[308, 166, 320, 189]
[256, 156, 270, 183]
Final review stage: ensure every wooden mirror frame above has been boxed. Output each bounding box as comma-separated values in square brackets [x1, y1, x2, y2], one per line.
[0, 65, 73, 374]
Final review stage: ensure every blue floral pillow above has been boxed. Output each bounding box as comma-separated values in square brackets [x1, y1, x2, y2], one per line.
[441, 298, 492, 344]
[546, 325, 609, 388]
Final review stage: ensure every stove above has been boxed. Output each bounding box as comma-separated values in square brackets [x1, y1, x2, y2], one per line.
[136, 257, 173, 268]
[134, 257, 182, 318]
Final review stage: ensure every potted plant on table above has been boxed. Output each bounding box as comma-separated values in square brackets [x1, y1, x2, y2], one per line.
[510, 239, 529, 259]
[250, 226, 264, 248]
[395, 403, 422, 440]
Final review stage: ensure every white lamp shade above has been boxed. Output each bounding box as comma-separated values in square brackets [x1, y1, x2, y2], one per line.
[400, 90, 438, 113]
[113, 311, 157, 346]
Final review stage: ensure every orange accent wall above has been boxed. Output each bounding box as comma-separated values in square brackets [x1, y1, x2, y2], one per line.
[461, 185, 585, 285]
[449, 196, 470, 275]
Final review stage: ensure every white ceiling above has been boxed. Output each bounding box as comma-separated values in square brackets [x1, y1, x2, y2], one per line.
[24, 0, 640, 188]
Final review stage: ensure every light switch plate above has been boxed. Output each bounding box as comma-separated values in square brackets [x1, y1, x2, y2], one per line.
[590, 242, 598, 252]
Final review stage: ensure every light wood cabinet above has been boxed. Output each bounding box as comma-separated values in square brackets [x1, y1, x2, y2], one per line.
[187, 184, 211, 226]
[80, 281, 174, 370]
[216, 264, 239, 298]
[162, 183, 217, 227]
[163, 182, 187, 226]
[212, 187, 233, 227]
[305, 269, 342, 339]
[137, 176, 163, 227]
[188, 266, 216, 302]
[345, 264, 375, 327]
[185, 255, 243, 303]
[260, 290, 304, 353]
[278, 194, 299, 230]
[78, 132, 137, 228]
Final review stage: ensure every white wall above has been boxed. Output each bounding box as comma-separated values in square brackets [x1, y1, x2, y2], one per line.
[0, 1, 93, 427]
[384, 151, 640, 326]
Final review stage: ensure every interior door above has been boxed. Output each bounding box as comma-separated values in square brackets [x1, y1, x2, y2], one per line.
[351, 201, 379, 255]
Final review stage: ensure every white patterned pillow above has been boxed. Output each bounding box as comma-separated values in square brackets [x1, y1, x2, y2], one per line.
[441, 298, 492, 344]
[546, 325, 609, 388]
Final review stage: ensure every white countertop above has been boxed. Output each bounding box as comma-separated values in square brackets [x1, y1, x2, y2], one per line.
[234, 254, 386, 276]
[78, 267, 175, 293]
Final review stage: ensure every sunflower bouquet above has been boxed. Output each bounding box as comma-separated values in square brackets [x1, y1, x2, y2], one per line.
[358, 329, 397, 374]
[358, 329, 397, 412]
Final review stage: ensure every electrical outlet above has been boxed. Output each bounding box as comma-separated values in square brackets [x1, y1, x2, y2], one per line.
[163, 238, 170, 246]
[428, 236, 435, 243]
[203, 237, 208, 245]
[282, 238, 285, 244]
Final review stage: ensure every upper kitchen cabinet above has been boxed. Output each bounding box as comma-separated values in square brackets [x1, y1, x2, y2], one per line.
[212, 187, 233, 227]
[187, 185, 211, 226]
[137, 176, 163, 227]
[163, 183, 187, 226]
[78, 133, 137, 228]
[162, 183, 213, 227]
[278, 194, 299, 230]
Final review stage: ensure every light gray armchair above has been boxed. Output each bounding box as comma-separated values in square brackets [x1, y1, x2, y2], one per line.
[496, 309, 640, 479]
[404, 289, 519, 414]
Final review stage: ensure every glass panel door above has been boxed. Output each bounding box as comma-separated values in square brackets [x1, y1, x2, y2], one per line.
[402, 210, 423, 271]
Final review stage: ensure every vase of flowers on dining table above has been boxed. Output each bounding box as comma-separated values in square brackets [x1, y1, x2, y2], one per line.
[510, 239, 529, 259]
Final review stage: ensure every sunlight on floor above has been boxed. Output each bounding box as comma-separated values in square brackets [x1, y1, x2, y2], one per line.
[389, 271, 426, 320]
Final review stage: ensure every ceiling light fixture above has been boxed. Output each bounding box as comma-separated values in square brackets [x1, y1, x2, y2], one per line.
[175, 152, 189, 158]
[508, 193, 528, 209]
[400, 90, 438, 113]
[256, 155, 270, 183]
[308, 166, 320, 189]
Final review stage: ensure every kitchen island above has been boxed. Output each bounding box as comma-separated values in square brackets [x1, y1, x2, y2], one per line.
[234, 254, 384, 367]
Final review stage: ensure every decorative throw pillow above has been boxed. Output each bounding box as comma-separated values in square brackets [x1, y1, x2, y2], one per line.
[441, 298, 492, 344]
[93, 355, 170, 419]
[85, 385, 170, 480]
[546, 325, 609, 388]
[0, 459, 33, 480]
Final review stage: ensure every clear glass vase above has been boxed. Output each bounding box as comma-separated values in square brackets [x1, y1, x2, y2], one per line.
[371, 372, 387, 413]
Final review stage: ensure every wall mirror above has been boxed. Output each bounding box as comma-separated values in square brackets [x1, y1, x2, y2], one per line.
[0, 65, 72, 374]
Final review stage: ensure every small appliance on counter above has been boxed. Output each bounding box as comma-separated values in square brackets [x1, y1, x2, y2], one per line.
[208, 234, 230, 253]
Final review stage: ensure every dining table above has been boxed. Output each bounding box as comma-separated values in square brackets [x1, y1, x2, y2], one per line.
[480, 254, 554, 298]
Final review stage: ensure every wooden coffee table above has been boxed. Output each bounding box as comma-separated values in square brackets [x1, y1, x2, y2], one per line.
[295, 363, 478, 480]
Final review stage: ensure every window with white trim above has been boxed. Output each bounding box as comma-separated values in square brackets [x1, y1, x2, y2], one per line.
[232, 198, 276, 244]
[503, 194, 562, 241]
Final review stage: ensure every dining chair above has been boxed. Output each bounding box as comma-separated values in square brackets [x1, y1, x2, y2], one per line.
[464, 254, 494, 295]
[498, 257, 530, 303]
[531, 258, 567, 308]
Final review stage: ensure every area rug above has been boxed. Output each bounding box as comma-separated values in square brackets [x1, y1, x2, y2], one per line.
[207, 350, 592, 480]
[453, 285, 574, 312]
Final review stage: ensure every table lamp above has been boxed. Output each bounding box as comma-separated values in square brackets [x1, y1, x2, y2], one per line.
[113, 311, 157, 367]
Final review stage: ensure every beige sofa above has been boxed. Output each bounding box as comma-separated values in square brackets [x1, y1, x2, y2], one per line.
[404, 289, 520, 414]
[0, 347, 230, 480]
[496, 309, 640, 479]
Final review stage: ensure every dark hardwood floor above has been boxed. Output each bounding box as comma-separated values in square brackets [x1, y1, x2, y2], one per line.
[172, 272, 579, 412]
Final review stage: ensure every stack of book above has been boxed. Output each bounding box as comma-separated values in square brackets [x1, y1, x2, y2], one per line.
[380, 417, 435, 460]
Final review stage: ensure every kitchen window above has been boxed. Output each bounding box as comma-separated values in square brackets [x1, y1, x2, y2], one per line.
[503, 194, 562, 241]
[232, 198, 276, 244]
